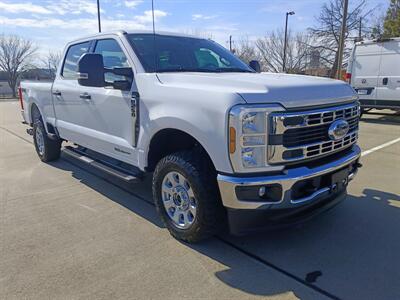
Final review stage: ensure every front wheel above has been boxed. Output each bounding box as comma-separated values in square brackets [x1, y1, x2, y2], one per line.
[152, 150, 224, 243]
[33, 119, 61, 162]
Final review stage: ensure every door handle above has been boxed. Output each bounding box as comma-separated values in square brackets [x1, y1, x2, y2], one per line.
[382, 77, 388, 85]
[79, 93, 91, 101]
[52, 90, 62, 96]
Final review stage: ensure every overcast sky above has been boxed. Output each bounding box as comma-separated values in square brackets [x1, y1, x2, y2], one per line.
[0, 0, 389, 56]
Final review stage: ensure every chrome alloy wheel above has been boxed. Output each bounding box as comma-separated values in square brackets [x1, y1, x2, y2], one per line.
[161, 171, 197, 229]
[35, 125, 45, 156]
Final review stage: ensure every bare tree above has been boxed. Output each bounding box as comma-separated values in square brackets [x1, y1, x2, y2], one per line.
[369, 14, 386, 39]
[182, 29, 214, 40]
[42, 51, 63, 79]
[234, 37, 260, 65]
[0, 35, 37, 97]
[309, 0, 371, 78]
[256, 29, 312, 73]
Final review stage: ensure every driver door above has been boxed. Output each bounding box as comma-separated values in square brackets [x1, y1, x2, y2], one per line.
[77, 38, 139, 164]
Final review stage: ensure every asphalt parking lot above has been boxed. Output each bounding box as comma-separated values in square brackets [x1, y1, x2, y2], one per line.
[1, 100, 399, 300]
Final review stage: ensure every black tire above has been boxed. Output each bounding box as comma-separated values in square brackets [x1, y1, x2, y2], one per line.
[152, 150, 225, 243]
[33, 119, 61, 162]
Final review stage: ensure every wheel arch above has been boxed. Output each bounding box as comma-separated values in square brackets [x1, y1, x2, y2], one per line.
[30, 102, 41, 123]
[29, 102, 55, 135]
[146, 128, 215, 172]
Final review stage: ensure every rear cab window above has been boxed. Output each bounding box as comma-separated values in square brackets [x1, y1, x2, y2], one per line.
[61, 41, 91, 79]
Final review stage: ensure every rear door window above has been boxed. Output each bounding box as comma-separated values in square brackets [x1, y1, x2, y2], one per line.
[62, 42, 91, 79]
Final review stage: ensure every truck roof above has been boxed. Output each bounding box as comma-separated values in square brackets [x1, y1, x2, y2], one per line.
[68, 30, 202, 44]
[355, 37, 400, 46]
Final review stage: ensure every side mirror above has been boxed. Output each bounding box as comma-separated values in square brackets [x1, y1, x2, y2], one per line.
[249, 60, 261, 73]
[77, 53, 105, 87]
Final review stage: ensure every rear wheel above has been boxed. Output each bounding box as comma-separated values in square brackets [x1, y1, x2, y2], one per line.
[33, 119, 61, 162]
[152, 150, 224, 243]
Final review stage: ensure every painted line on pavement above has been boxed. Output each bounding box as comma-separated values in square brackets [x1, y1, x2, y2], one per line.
[361, 137, 400, 157]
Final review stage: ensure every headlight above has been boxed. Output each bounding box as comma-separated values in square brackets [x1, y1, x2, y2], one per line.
[242, 112, 265, 134]
[242, 147, 265, 168]
[229, 104, 284, 173]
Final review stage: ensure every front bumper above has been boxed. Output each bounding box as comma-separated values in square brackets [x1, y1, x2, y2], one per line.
[217, 145, 361, 209]
[217, 145, 361, 233]
[217, 145, 361, 210]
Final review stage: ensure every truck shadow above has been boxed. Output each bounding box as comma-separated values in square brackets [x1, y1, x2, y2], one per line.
[50, 157, 400, 299]
[217, 188, 400, 299]
[361, 110, 400, 126]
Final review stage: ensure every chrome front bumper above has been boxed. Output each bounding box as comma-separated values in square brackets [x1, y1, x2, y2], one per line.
[217, 145, 361, 210]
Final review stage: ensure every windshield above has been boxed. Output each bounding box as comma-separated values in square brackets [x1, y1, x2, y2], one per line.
[127, 34, 254, 73]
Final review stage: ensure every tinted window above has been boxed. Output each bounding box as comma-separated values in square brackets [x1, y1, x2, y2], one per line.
[62, 42, 91, 79]
[94, 39, 130, 84]
[127, 34, 253, 73]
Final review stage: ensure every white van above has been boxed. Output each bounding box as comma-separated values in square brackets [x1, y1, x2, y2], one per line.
[347, 38, 400, 112]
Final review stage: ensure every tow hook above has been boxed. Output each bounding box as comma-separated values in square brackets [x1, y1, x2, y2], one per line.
[26, 128, 33, 136]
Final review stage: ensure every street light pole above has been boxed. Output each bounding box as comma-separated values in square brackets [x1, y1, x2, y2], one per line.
[97, 0, 101, 33]
[283, 11, 295, 73]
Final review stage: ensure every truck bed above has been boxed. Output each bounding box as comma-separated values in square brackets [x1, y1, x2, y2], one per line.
[20, 80, 54, 125]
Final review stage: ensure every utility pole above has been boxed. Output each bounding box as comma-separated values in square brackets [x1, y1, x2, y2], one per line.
[283, 11, 295, 73]
[229, 35, 233, 52]
[97, 0, 101, 33]
[358, 17, 362, 40]
[336, 0, 348, 79]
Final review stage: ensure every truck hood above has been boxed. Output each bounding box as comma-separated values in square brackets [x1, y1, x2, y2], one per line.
[157, 72, 357, 109]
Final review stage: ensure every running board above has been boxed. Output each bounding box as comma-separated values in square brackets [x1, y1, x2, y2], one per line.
[62, 146, 143, 183]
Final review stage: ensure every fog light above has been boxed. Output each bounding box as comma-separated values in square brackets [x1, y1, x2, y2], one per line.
[235, 184, 283, 202]
[258, 186, 266, 197]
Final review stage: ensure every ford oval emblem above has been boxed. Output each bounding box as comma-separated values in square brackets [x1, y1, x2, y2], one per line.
[328, 119, 349, 141]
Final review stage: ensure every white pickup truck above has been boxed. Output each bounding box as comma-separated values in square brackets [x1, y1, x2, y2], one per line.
[19, 31, 362, 242]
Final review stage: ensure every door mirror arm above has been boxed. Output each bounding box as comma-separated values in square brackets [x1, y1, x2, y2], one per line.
[107, 67, 134, 91]
[108, 67, 133, 77]
[111, 80, 132, 91]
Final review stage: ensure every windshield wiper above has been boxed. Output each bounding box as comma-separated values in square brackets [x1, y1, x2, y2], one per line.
[156, 68, 223, 73]
[215, 68, 254, 73]
[156, 67, 254, 73]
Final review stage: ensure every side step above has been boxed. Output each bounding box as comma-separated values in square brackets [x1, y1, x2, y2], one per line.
[62, 146, 143, 183]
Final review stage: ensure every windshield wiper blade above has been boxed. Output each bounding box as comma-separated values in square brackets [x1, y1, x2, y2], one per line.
[156, 68, 221, 73]
[156, 68, 195, 73]
[215, 68, 254, 73]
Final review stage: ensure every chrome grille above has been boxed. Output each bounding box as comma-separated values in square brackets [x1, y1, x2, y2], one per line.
[268, 102, 360, 164]
[282, 115, 359, 147]
[305, 131, 358, 157]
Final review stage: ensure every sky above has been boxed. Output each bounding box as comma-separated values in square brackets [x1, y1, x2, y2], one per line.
[0, 0, 389, 58]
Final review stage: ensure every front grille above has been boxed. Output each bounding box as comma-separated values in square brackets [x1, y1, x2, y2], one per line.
[283, 115, 359, 147]
[268, 102, 360, 164]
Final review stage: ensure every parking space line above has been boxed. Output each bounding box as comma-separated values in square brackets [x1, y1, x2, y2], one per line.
[0, 126, 33, 144]
[361, 137, 400, 157]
